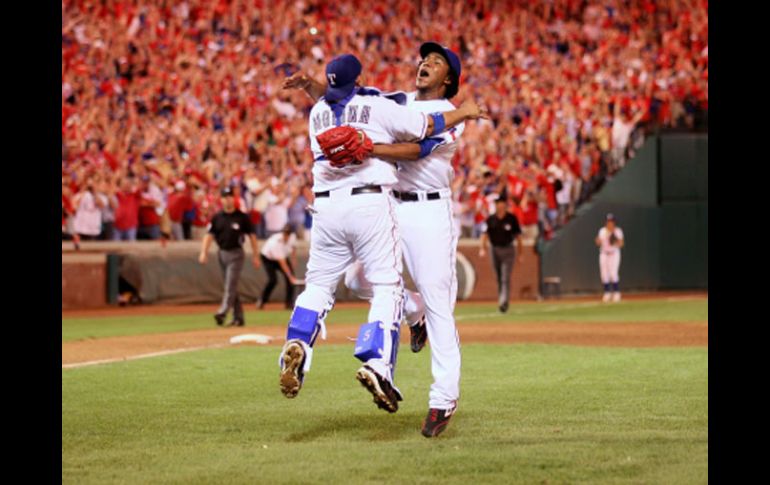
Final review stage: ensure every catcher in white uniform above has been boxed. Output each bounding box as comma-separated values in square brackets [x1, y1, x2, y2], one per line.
[279, 53, 485, 417]
[284, 42, 470, 437]
[595, 213, 624, 302]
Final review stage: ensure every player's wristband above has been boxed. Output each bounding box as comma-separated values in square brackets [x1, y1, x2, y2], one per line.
[429, 112, 446, 135]
[418, 137, 443, 158]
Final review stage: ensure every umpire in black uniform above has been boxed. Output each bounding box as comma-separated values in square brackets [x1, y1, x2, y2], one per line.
[479, 196, 524, 313]
[198, 186, 261, 326]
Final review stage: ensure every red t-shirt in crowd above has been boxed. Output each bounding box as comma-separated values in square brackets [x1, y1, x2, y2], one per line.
[138, 195, 160, 226]
[537, 175, 558, 209]
[115, 191, 141, 230]
[167, 191, 194, 223]
[521, 200, 539, 226]
[62, 194, 74, 225]
[193, 194, 216, 227]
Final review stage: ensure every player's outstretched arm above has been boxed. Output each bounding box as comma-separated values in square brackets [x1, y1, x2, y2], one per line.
[425, 98, 488, 136]
[372, 131, 454, 161]
[371, 143, 422, 161]
[282, 72, 325, 102]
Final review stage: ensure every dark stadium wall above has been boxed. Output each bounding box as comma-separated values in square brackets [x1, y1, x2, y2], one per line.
[540, 134, 708, 295]
[61, 241, 541, 308]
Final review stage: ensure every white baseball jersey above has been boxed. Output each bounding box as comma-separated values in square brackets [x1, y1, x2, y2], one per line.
[394, 92, 465, 192]
[308, 93, 429, 192]
[597, 227, 624, 254]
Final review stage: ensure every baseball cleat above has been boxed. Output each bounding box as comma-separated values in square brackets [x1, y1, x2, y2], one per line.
[612, 292, 621, 303]
[409, 315, 428, 353]
[355, 365, 400, 413]
[602, 292, 611, 302]
[214, 313, 226, 326]
[421, 406, 457, 438]
[228, 319, 245, 327]
[280, 340, 306, 398]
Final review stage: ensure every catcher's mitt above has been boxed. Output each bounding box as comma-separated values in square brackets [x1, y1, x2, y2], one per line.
[316, 126, 373, 168]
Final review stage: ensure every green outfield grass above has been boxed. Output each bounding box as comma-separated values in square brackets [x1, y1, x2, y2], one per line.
[62, 297, 708, 342]
[62, 343, 707, 484]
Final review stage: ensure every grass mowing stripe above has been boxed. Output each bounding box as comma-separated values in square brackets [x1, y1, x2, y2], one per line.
[62, 343, 707, 485]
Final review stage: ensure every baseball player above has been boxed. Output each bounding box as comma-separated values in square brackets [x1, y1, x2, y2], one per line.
[278, 53, 485, 416]
[284, 42, 472, 437]
[595, 213, 624, 302]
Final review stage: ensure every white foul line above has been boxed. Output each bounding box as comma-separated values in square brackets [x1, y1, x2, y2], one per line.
[62, 343, 227, 370]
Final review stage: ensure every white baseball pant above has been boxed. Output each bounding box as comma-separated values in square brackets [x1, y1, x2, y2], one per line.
[292, 188, 404, 382]
[599, 251, 621, 283]
[396, 196, 460, 411]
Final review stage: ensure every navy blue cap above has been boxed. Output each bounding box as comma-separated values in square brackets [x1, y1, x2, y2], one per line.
[324, 54, 362, 103]
[419, 42, 462, 99]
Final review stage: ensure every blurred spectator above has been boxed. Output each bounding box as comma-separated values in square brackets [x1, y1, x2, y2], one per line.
[96, 177, 118, 240]
[286, 183, 308, 241]
[62, 179, 76, 241]
[167, 180, 194, 241]
[137, 175, 164, 240]
[113, 175, 141, 241]
[191, 188, 215, 241]
[72, 178, 104, 242]
[611, 103, 646, 172]
[263, 179, 295, 238]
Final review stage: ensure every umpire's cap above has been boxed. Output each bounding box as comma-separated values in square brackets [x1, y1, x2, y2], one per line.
[221, 186, 234, 197]
[324, 54, 362, 103]
[420, 42, 462, 99]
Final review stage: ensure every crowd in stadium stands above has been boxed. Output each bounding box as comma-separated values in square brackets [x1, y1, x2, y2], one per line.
[62, 0, 708, 245]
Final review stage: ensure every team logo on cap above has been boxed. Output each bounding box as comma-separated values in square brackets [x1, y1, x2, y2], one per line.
[327, 73, 337, 86]
[232, 223, 240, 230]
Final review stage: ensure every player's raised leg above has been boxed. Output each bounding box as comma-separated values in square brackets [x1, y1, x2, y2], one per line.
[279, 203, 353, 398]
[350, 194, 405, 412]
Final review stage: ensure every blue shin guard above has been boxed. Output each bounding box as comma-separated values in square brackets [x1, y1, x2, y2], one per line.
[287, 307, 321, 347]
[354, 321, 400, 373]
[354, 321, 385, 362]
